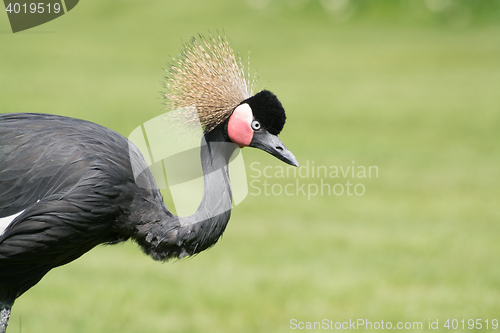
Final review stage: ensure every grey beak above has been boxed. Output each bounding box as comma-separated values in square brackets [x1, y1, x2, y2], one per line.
[249, 130, 299, 167]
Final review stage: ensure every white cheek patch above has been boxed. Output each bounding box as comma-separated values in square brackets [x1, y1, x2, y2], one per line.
[0, 209, 25, 236]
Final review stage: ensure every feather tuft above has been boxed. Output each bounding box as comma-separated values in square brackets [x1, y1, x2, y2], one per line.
[163, 33, 256, 133]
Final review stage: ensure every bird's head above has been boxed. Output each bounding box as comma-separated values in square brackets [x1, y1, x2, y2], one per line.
[227, 90, 298, 167]
[164, 33, 298, 167]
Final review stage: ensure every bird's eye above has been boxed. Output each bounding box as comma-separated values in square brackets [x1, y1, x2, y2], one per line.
[251, 120, 261, 131]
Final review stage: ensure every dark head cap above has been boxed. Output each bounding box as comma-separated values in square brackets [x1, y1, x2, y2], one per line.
[241, 90, 286, 135]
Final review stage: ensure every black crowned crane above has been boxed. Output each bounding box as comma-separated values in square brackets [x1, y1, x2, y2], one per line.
[0, 34, 297, 332]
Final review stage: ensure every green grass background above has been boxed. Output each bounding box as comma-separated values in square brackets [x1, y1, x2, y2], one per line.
[1, 0, 500, 332]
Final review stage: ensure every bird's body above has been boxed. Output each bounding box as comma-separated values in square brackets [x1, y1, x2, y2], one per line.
[0, 34, 297, 332]
[0, 112, 237, 297]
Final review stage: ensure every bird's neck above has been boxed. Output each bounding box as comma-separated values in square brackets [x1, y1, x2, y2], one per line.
[181, 134, 235, 224]
[134, 128, 238, 260]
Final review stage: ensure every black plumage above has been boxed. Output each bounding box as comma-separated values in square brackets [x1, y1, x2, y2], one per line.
[0, 113, 147, 300]
[0, 113, 237, 299]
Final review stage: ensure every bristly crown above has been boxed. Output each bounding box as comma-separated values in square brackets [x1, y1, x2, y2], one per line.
[163, 33, 256, 133]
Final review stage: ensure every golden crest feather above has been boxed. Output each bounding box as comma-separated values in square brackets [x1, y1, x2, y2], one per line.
[163, 33, 256, 133]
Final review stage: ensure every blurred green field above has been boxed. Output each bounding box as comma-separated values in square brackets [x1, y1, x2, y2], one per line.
[1, 1, 500, 332]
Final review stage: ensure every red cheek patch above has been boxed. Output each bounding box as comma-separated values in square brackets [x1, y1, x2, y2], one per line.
[228, 103, 253, 147]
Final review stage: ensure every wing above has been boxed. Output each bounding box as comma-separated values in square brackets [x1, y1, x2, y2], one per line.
[0, 190, 124, 296]
[0, 113, 103, 217]
[0, 113, 142, 296]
